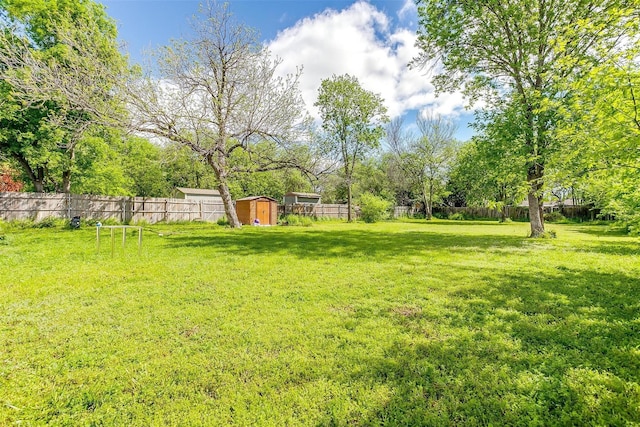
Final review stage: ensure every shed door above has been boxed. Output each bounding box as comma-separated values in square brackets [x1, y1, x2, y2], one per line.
[257, 201, 270, 224]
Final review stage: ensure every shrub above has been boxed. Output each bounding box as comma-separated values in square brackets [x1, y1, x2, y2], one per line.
[358, 193, 391, 223]
[217, 216, 230, 227]
[544, 211, 566, 223]
[537, 230, 557, 239]
[101, 218, 121, 226]
[8, 219, 35, 229]
[281, 214, 313, 227]
[448, 212, 466, 221]
[133, 219, 151, 227]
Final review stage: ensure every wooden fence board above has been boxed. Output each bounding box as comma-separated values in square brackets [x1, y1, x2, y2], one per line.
[279, 203, 358, 220]
[0, 192, 226, 223]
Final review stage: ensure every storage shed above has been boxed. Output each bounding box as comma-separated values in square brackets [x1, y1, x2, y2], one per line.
[172, 187, 222, 202]
[283, 192, 321, 205]
[235, 196, 278, 225]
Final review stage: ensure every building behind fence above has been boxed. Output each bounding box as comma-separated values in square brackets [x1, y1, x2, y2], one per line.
[1, 192, 598, 224]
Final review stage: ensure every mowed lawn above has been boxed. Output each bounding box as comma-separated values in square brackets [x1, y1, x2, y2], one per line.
[1, 220, 639, 426]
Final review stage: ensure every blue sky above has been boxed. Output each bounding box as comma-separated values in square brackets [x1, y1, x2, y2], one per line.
[99, 0, 476, 141]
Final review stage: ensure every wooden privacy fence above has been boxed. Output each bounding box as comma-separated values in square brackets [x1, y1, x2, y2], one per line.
[0, 192, 226, 223]
[434, 205, 598, 221]
[279, 203, 360, 220]
[434, 206, 531, 220]
[1, 191, 599, 223]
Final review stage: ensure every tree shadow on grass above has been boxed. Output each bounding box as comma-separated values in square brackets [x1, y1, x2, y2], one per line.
[163, 227, 530, 260]
[336, 266, 640, 426]
[564, 223, 630, 237]
[164, 225, 639, 260]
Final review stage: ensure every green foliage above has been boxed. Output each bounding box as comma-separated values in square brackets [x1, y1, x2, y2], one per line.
[0, 0, 128, 192]
[358, 192, 391, 223]
[544, 211, 567, 223]
[537, 230, 558, 239]
[161, 144, 218, 192]
[450, 116, 528, 211]
[96, 217, 120, 226]
[352, 157, 396, 202]
[120, 137, 168, 197]
[1, 222, 639, 425]
[281, 214, 313, 227]
[34, 216, 65, 228]
[448, 212, 466, 221]
[315, 74, 388, 221]
[552, 54, 640, 235]
[414, 0, 638, 236]
[70, 131, 131, 196]
[216, 216, 230, 227]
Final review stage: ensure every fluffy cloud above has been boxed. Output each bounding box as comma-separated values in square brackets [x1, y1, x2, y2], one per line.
[267, 1, 470, 123]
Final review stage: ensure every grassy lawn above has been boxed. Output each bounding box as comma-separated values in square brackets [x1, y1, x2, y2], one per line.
[1, 219, 639, 426]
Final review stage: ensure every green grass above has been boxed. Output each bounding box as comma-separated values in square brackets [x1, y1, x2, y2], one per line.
[1, 219, 639, 426]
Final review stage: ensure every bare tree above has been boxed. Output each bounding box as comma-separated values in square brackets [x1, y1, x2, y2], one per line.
[123, 3, 308, 227]
[387, 113, 458, 219]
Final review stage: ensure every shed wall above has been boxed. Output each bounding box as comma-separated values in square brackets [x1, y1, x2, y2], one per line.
[236, 200, 253, 225]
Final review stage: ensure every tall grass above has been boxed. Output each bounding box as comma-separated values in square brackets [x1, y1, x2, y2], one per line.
[1, 220, 638, 425]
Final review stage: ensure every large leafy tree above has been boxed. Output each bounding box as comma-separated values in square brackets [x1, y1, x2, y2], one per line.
[124, 2, 308, 228]
[0, 0, 126, 193]
[414, 0, 638, 236]
[315, 74, 388, 222]
[553, 49, 640, 232]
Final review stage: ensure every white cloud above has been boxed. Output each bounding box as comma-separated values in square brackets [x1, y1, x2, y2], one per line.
[267, 0, 471, 125]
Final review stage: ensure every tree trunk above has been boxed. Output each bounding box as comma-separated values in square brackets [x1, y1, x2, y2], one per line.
[61, 170, 72, 193]
[208, 147, 241, 228]
[500, 205, 507, 223]
[33, 177, 45, 193]
[347, 181, 353, 222]
[527, 191, 545, 237]
[426, 182, 434, 220]
[526, 159, 545, 237]
[13, 153, 45, 192]
[218, 178, 241, 228]
[61, 148, 75, 193]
